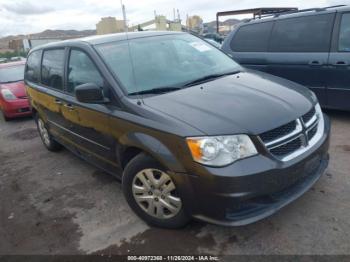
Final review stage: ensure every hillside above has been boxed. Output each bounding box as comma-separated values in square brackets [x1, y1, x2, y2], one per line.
[204, 18, 241, 27]
[0, 29, 96, 50]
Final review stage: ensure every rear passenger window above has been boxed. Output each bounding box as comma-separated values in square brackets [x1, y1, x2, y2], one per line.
[41, 49, 64, 90]
[230, 22, 273, 52]
[25, 51, 41, 83]
[270, 14, 334, 52]
[67, 50, 104, 94]
[339, 13, 350, 52]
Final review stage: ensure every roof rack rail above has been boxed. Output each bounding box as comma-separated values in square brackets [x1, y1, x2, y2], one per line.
[323, 4, 347, 9]
[270, 8, 323, 18]
[216, 7, 298, 33]
[216, 5, 347, 33]
[272, 5, 348, 17]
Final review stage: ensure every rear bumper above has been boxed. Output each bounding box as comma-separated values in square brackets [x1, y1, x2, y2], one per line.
[1, 99, 32, 118]
[174, 115, 331, 226]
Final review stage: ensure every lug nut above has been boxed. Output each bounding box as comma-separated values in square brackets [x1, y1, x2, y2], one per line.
[161, 195, 165, 199]
[148, 191, 153, 195]
[155, 197, 159, 202]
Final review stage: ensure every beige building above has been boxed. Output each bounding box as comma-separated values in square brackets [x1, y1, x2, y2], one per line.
[129, 15, 182, 32]
[186, 15, 203, 33]
[154, 15, 168, 31]
[96, 17, 125, 35]
[8, 39, 23, 51]
[168, 21, 182, 32]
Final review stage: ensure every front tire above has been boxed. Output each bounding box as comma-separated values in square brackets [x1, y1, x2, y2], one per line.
[1, 110, 9, 122]
[122, 153, 190, 229]
[35, 114, 62, 152]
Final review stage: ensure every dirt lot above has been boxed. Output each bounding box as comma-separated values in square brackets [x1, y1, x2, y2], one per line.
[0, 111, 349, 255]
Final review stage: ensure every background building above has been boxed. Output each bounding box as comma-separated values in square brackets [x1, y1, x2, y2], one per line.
[96, 17, 125, 35]
[128, 15, 182, 32]
[186, 15, 204, 34]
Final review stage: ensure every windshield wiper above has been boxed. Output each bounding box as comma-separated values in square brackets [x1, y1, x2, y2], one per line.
[129, 86, 182, 96]
[183, 71, 240, 87]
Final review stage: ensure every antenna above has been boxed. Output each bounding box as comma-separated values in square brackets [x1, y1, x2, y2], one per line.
[120, 0, 128, 32]
[120, 0, 140, 102]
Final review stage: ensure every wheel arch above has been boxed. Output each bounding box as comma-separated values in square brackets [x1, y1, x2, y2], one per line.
[117, 132, 186, 173]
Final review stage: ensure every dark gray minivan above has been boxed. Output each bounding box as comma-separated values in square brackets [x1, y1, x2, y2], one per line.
[222, 6, 350, 111]
[25, 31, 330, 228]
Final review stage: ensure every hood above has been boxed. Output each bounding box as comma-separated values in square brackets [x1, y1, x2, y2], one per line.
[0, 81, 26, 98]
[143, 71, 314, 136]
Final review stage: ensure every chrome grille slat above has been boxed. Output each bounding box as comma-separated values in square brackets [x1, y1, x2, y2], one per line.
[307, 121, 318, 141]
[270, 136, 303, 157]
[259, 106, 321, 161]
[302, 107, 316, 124]
[260, 120, 297, 144]
[264, 119, 302, 148]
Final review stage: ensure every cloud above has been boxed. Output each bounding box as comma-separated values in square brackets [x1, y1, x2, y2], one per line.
[2, 1, 55, 15]
[0, 0, 350, 37]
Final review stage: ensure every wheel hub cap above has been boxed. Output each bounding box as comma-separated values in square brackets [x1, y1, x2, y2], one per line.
[132, 168, 182, 219]
[38, 119, 50, 146]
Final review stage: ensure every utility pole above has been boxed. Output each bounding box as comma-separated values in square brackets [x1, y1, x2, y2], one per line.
[120, 0, 128, 32]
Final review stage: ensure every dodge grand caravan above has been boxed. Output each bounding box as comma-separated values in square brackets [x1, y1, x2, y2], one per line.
[222, 5, 350, 111]
[25, 31, 330, 228]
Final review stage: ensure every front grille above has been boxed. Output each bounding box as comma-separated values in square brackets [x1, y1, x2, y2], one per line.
[302, 107, 316, 124]
[270, 137, 303, 157]
[308, 124, 318, 140]
[259, 105, 320, 161]
[18, 107, 30, 113]
[260, 121, 297, 143]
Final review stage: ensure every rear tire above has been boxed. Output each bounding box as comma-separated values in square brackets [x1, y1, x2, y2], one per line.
[35, 114, 62, 152]
[122, 153, 190, 229]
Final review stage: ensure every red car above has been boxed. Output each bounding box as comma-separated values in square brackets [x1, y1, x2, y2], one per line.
[0, 60, 32, 121]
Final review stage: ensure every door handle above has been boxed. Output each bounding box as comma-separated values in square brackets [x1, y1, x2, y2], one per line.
[54, 99, 62, 105]
[308, 60, 322, 66]
[63, 103, 75, 110]
[333, 61, 348, 66]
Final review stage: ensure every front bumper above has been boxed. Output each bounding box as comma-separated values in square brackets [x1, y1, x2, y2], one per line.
[174, 115, 331, 226]
[1, 99, 32, 118]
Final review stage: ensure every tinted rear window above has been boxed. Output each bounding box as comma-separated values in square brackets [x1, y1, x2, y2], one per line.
[269, 14, 334, 52]
[230, 22, 273, 52]
[339, 13, 350, 52]
[41, 49, 65, 90]
[25, 51, 41, 83]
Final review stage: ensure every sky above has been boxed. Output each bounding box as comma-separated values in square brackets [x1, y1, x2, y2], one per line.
[0, 0, 349, 37]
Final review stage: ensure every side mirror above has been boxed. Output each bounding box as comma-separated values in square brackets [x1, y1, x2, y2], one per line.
[75, 83, 109, 104]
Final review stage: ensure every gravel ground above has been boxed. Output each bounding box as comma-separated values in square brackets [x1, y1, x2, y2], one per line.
[0, 111, 349, 255]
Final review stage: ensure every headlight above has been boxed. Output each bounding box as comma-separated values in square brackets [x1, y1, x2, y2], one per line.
[1, 89, 17, 101]
[186, 135, 258, 166]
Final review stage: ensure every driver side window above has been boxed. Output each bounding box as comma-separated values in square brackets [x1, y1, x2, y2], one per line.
[67, 50, 104, 94]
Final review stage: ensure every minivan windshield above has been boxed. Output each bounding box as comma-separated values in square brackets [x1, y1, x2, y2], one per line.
[96, 34, 241, 95]
[0, 65, 25, 83]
